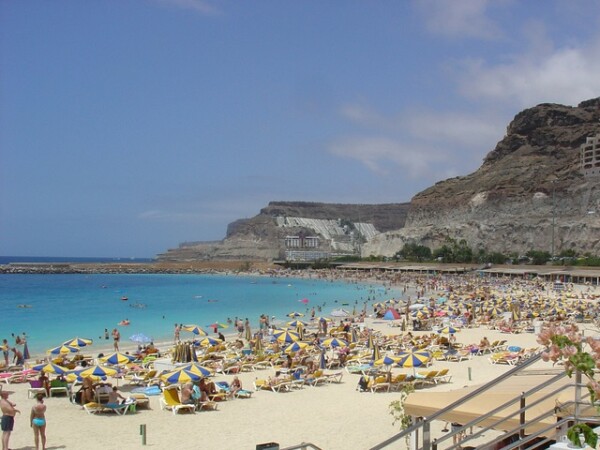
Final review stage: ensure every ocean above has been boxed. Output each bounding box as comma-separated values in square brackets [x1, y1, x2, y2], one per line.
[0, 272, 399, 355]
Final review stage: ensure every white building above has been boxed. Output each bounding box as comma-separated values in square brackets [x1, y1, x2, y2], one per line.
[581, 134, 600, 178]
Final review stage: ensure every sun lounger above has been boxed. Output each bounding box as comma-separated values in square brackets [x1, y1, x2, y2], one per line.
[413, 370, 438, 388]
[433, 368, 452, 384]
[49, 379, 69, 397]
[370, 375, 391, 393]
[83, 401, 133, 415]
[28, 380, 47, 398]
[159, 387, 195, 415]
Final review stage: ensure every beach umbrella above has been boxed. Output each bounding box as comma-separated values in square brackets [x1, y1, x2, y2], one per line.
[287, 311, 305, 318]
[182, 325, 207, 336]
[438, 326, 461, 334]
[296, 323, 305, 340]
[319, 349, 327, 370]
[367, 333, 375, 349]
[284, 341, 309, 354]
[397, 350, 431, 369]
[276, 331, 300, 344]
[488, 306, 504, 317]
[320, 337, 348, 348]
[66, 373, 105, 383]
[101, 352, 137, 366]
[374, 355, 402, 367]
[180, 363, 213, 377]
[75, 364, 118, 378]
[129, 333, 153, 344]
[161, 368, 201, 385]
[314, 317, 332, 323]
[253, 337, 264, 354]
[207, 322, 228, 330]
[409, 303, 426, 310]
[382, 308, 401, 320]
[198, 337, 223, 347]
[23, 342, 30, 360]
[47, 344, 79, 355]
[371, 345, 381, 362]
[350, 327, 360, 343]
[287, 320, 308, 328]
[62, 337, 93, 348]
[31, 362, 69, 375]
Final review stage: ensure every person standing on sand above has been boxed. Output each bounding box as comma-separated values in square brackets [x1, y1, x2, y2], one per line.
[1, 390, 20, 450]
[30, 393, 47, 450]
[112, 328, 120, 351]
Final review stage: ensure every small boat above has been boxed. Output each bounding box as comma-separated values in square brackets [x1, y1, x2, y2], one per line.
[17, 304, 32, 308]
[121, 296, 128, 301]
[118, 320, 130, 326]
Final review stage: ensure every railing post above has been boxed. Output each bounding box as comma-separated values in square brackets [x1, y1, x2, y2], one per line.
[423, 418, 431, 450]
[520, 393, 526, 448]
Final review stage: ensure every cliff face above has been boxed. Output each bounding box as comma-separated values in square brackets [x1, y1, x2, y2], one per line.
[158, 99, 600, 262]
[157, 202, 410, 262]
[362, 98, 600, 257]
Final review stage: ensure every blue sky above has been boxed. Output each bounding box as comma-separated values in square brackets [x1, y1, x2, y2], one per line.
[2, 0, 600, 258]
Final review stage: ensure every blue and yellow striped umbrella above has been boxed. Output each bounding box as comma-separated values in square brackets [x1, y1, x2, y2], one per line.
[276, 331, 300, 344]
[62, 337, 93, 348]
[287, 311, 305, 318]
[198, 337, 223, 347]
[438, 326, 461, 334]
[161, 368, 201, 385]
[284, 341, 309, 354]
[397, 350, 431, 368]
[75, 364, 118, 378]
[182, 325, 207, 336]
[31, 362, 69, 375]
[287, 320, 308, 328]
[47, 344, 80, 355]
[320, 337, 348, 348]
[374, 355, 402, 367]
[180, 363, 213, 377]
[101, 352, 137, 365]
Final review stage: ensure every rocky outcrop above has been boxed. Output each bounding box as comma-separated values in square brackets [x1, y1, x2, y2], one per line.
[157, 202, 410, 261]
[362, 98, 600, 257]
[159, 99, 600, 262]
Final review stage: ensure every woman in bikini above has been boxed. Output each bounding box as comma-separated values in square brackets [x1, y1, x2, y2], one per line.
[30, 393, 46, 450]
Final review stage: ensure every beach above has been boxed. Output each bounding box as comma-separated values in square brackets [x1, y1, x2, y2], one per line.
[2, 273, 600, 450]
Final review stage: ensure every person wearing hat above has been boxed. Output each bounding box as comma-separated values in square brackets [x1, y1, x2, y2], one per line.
[1, 389, 20, 450]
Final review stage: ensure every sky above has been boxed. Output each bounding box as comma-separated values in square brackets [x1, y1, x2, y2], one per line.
[2, 0, 600, 258]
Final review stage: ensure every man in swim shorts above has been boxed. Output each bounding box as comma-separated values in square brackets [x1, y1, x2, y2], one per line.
[30, 393, 46, 450]
[1, 390, 20, 450]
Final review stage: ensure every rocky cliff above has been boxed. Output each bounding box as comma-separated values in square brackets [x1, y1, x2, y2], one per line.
[363, 98, 600, 257]
[158, 99, 600, 262]
[157, 201, 410, 261]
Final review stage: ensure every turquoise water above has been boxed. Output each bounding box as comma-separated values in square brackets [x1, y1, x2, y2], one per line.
[0, 273, 398, 355]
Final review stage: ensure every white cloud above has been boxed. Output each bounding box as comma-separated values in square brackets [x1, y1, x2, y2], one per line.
[339, 104, 504, 149]
[459, 36, 600, 107]
[413, 0, 504, 40]
[329, 136, 448, 177]
[403, 111, 504, 149]
[151, 0, 220, 15]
